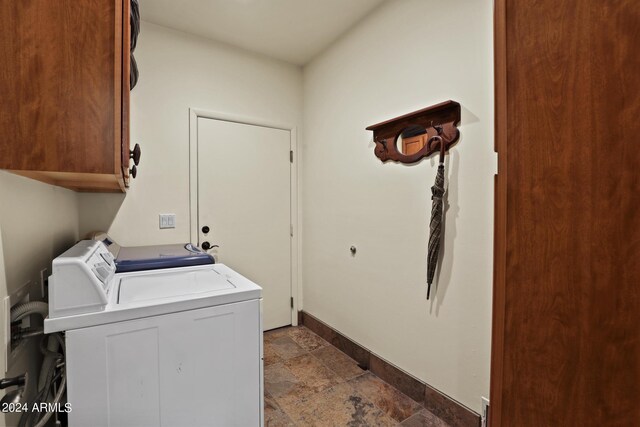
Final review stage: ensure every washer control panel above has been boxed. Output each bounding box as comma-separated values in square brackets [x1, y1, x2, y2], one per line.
[87, 248, 116, 288]
[49, 240, 117, 319]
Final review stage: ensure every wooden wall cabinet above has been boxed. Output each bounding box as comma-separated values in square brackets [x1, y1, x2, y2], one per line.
[0, 0, 132, 192]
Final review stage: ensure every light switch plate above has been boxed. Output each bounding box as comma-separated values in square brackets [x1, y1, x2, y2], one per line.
[159, 214, 176, 229]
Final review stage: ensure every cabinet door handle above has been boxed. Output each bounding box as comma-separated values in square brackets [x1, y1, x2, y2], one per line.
[130, 143, 141, 166]
[130, 164, 137, 179]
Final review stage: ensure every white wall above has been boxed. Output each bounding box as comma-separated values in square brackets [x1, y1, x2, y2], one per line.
[78, 22, 303, 245]
[0, 172, 79, 426]
[302, 0, 493, 413]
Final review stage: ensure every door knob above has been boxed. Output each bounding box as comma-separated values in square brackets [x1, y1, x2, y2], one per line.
[130, 143, 141, 166]
[202, 226, 210, 234]
[201, 241, 218, 250]
[129, 164, 137, 179]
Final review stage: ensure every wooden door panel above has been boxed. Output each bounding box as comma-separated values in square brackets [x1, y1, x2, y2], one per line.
[0, 0, 118, 173]
[491, 1, 640, 426]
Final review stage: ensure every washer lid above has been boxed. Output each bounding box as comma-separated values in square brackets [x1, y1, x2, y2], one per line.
[44, 264, 261, 334]
[118, 268, 235, 304]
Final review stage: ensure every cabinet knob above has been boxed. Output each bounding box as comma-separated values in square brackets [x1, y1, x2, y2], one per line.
[130, 164, 137, 179]
[130, 143, 141, 166]
[202, 226, 210, 234]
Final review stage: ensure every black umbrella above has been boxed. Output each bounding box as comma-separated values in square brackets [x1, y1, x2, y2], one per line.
[426, 137, 446, 299]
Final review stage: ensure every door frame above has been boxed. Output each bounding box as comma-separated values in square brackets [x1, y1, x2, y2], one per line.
[189, 108, 300, 326]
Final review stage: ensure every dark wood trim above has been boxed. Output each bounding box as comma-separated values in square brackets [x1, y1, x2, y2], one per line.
[120, 0, 131, 188]
[424, 384, 482, 427]
[300, 311, 480, 427]
[369, 353, 425, 403]
[489, 0, 507, 426]
[300, 311, 369, 367]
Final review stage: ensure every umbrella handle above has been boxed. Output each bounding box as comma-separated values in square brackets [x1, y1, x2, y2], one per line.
[428, 135, 446, 164]
[428, 122, 448, 164]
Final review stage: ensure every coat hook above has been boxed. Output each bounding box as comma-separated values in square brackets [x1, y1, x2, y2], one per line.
[431, 121, 443, 135]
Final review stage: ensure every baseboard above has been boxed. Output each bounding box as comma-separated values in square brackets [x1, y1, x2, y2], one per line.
[299, 311, 480, 427]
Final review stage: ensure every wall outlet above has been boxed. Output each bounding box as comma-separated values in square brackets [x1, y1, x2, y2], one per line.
[159, 213, 176, 229]
[4, 281, 31, 371]
[481, 397, 490, 427]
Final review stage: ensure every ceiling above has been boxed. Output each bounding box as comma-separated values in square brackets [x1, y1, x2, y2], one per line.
[138, 0, 386, 65]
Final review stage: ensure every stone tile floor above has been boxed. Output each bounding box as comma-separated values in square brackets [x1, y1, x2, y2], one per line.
[264, 326, 450, 426]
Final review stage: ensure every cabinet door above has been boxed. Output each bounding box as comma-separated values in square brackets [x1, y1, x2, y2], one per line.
[66, 299, 262, 427]
[0, 0, 130, 192]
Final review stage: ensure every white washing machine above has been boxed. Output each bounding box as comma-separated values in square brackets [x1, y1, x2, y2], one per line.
[44, 240, 263, 427]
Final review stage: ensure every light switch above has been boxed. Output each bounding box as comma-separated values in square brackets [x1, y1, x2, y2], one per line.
[159, 214, 176, 229]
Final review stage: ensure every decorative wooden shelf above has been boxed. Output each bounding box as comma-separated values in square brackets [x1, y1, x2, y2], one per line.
[366, 100, 461, 164]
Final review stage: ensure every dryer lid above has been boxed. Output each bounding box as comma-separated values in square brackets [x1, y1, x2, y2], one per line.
[117, 267, 235, 304]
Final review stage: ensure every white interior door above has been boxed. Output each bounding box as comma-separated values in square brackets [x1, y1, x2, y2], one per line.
[197, 118, 291, 330]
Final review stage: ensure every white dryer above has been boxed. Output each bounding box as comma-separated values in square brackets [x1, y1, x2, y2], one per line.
[44, 240, 263, 427]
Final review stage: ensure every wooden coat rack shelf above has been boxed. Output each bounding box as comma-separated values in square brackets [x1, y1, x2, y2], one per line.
[366, 100, 461, 164]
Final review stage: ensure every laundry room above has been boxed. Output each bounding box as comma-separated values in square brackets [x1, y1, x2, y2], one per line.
[1, 1, 638, 426]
